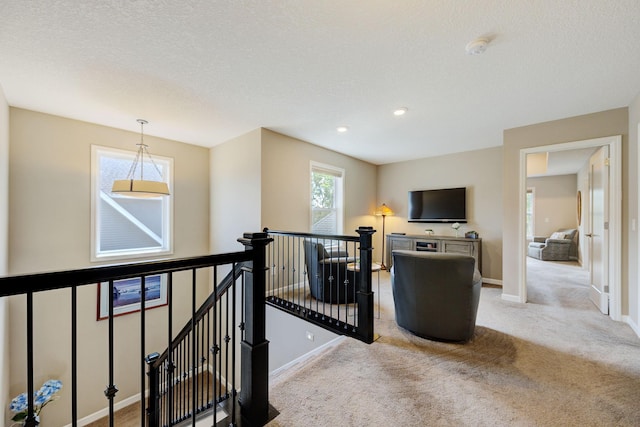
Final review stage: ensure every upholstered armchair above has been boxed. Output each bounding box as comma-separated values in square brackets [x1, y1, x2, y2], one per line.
[303, 240, 357, 303]
[390, 250, 482, 342]
[527, 228, 578, 261]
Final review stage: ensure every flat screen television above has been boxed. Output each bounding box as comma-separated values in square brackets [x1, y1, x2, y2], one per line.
[408, 187, 467, 223]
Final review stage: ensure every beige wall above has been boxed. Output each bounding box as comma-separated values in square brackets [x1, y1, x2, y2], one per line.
[629, 93, 640, 331]
[527, 174, 578, 238]
[8, 109, 211, 426]
[503, 108, 630, 306]
[210, 129, 262, 254]
[261, 128, 377, 234]
[378, 146, 503, 282]
[0, 85, 9, 427]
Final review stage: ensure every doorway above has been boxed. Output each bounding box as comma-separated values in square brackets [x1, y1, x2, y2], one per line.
[518, 136, 622, 321]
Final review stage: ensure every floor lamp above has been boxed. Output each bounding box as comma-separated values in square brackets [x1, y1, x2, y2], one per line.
[375, 203, 394, 270]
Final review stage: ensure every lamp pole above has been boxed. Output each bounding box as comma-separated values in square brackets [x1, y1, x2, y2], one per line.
[375, 203, 394, 270]
[380, 213, 388, 270]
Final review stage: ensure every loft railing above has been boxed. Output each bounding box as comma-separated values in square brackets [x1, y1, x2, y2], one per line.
[145, 260, 250, 426]
[0, 231, 274, 427]
[263, 226, 376, 343]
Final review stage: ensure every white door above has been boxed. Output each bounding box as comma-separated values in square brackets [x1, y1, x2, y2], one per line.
[588, 146, 609, 314]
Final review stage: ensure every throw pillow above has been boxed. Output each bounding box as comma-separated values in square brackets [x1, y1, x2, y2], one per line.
[550, 232, 566, 239]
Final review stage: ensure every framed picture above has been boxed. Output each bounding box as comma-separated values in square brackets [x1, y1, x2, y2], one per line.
[97, 274, 168, 320]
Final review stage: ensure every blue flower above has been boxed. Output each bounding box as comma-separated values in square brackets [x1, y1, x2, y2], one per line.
[10, 379, 62, 422]
[9, 392, 28, 412]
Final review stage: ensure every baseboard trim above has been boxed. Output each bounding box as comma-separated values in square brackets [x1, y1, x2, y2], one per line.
[623, 315, 640, 338]
[62, 392, 144, 427]
[501, 293, 524, 303]
[482, 278, 502, 286]
[269, 336, 345, 379]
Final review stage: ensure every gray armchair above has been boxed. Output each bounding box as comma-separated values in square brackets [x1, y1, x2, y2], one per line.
[303, 240, 357, 303]
[390, 250, 482, 343]
[527, 228, 578, 261]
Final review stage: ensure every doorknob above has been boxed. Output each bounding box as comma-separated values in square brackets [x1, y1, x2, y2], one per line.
[585, 233, 593, 237]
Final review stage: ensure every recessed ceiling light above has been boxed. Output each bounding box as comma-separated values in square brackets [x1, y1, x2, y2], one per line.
[337, 126, 349, 133]
[465, 37, 489, 55]
[394, 108, 408, 116]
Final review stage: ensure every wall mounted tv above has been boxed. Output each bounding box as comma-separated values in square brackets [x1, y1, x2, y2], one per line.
[408, 187, 467, 223]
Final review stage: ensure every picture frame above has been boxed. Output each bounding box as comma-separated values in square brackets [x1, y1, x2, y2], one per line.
[97, 274, 168, 320]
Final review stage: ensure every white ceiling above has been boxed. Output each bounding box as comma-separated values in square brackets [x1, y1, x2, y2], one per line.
[527, 148, 597, 178]
[1, 1, 639, 165]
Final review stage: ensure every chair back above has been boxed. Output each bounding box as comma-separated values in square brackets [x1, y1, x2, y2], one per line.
[391, 250, 481, 342]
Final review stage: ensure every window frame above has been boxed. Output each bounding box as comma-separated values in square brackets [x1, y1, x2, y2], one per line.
[310, 161, 345, 235]
[91, 145, 174, 262]
[526, 187, 535, 239]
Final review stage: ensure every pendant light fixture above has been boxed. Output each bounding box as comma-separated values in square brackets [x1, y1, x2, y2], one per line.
[111, 119, 170, 197]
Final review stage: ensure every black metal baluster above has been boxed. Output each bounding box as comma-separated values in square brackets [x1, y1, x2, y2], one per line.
[24, 292, 36, 427]
[212, 266, 218, 426]
[231, 262, 238, 421]
[167, 273, 174, 426]
[191, 268, 197, 425]
[140, 275, 146, 425]
[71, 286, 78, 427]
[105, 280, 118, 427]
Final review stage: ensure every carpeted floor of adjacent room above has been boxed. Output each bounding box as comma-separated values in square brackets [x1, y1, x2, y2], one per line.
[266, 258, 640, 426]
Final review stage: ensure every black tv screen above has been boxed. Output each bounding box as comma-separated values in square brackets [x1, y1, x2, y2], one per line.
[408, 187, 467, 223]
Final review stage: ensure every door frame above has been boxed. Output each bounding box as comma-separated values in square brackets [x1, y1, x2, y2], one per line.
[517, 135, 622, 321]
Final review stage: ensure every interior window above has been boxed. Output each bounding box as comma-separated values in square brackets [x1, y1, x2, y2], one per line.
[310, 162, 344, 235]
[526, 188, 535, 239]
[91, 145, 173, 261]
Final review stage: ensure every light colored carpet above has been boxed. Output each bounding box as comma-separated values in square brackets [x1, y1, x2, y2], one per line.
[267, 258, 640, 426]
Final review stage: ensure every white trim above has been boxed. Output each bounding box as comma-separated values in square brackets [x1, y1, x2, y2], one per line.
[515, 136, 623, 320]
[623, 315, 640, 338]
[482, 278, 503, 286]
[269, 336, 346, 378]
[62, 392, 144, 427]
[637, 123, 640, 337]
[501, 293, 522, 303]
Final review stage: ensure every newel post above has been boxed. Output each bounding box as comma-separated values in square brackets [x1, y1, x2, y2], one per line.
[145, 352, 160, 427]
[356, 226, 376, 343]
[237, 231, 273, 426]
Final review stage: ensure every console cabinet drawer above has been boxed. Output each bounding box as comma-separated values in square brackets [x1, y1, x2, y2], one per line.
[442, 240, 474, 257]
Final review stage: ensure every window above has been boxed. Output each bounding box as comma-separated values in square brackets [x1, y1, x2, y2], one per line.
[310, 162, 344, 235]
[526, 188, 535, 239]
[91, 145, 173, 261]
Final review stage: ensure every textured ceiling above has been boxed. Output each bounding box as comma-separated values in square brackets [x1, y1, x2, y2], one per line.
[1, 1, 639, 165]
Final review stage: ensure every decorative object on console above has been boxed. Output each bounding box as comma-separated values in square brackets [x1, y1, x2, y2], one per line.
[451, 222, 461, 237]
[111, 119, 170, 197]
[375, 203, 394, 270]
[465, 230, 479, 239]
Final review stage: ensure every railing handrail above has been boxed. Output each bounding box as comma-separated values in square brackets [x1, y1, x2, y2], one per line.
[0, 251, 252, 297]
[263, 227, 360, 242]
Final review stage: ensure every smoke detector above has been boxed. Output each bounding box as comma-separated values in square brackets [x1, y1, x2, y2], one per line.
[465, 37, 489, 55]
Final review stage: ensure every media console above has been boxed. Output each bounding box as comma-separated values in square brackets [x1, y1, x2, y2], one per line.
[386, 234, 482, 273]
